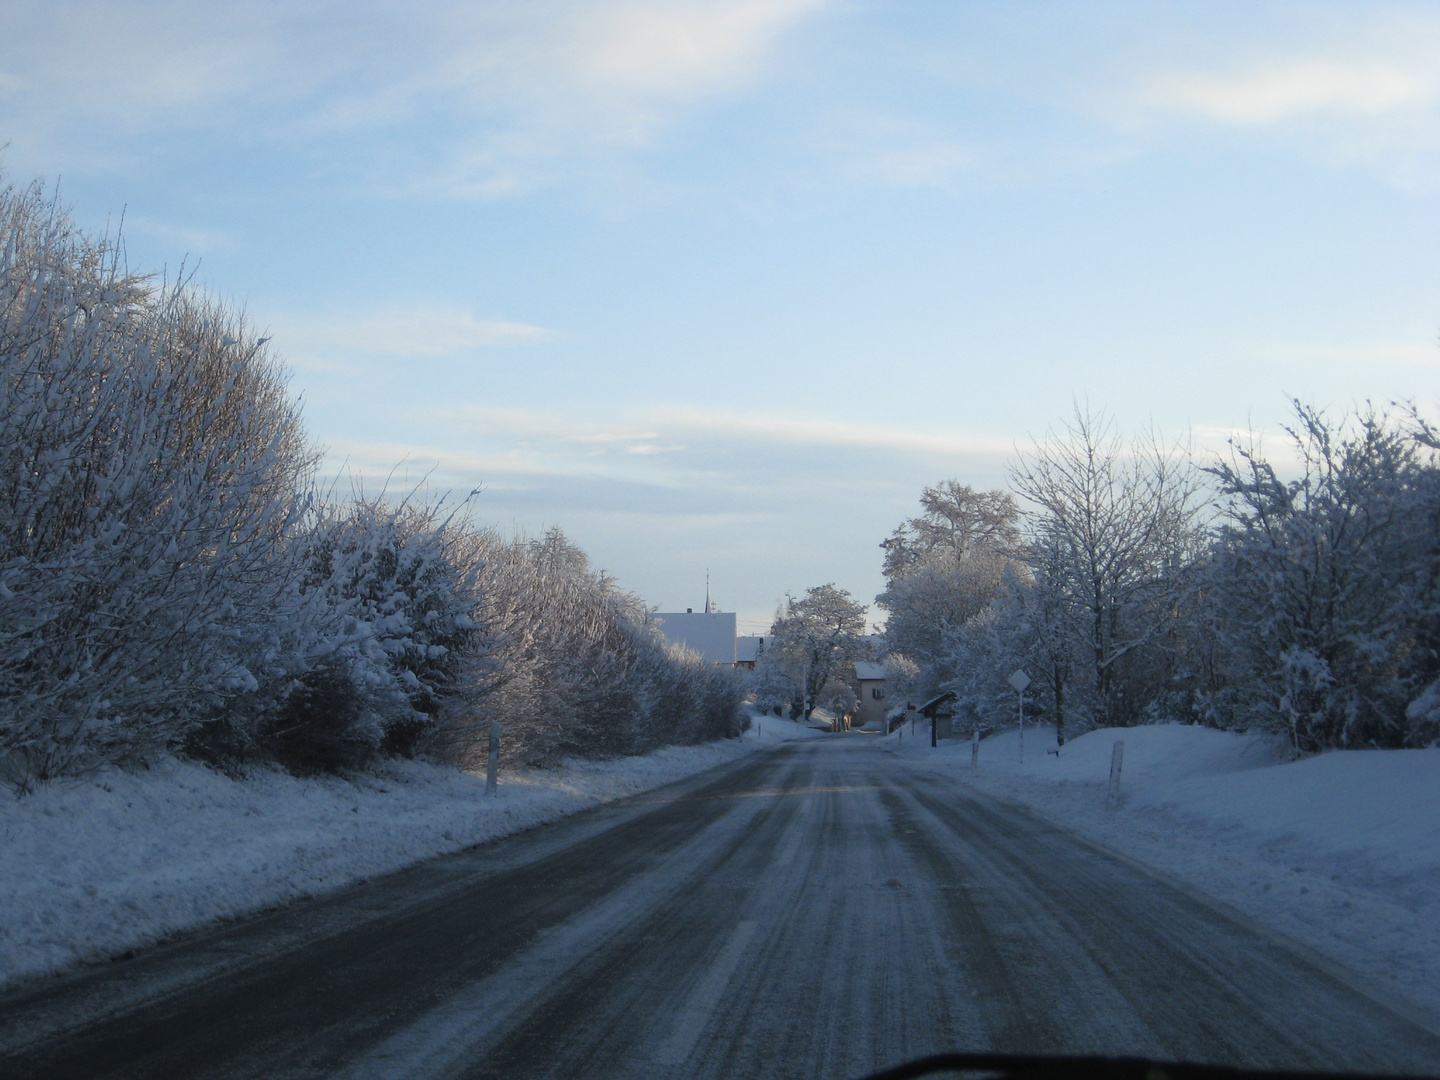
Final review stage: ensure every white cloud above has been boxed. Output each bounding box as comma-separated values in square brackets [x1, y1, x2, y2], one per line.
[311, 403, 1018, 535]
[0, 2, 334, 129]
[1147, 58, 1438, 126]
[1122, 17, 1440, 187]
[428, 402, 1014, 466]
[658, 406, 1013, 458]
[0, 0, 830, 191]
[320, 437, 562, 484]
[568, 0, 823, 102]
[274, 307, 552, 360]
[391, 0, 832, 196]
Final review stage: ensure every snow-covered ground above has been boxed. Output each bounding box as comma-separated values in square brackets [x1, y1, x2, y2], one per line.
[11, 710, 1435, 1027]
[0, 713, 824, 992]
[883, 719, 1440, 1021]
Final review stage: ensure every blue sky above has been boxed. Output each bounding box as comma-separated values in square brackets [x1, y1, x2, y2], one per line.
[3, 1, 1439, 631]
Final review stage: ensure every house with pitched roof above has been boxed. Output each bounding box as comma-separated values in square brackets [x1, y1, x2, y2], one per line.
[852, 660, 889, 729]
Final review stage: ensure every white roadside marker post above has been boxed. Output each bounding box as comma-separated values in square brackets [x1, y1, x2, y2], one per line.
[1108, 740, 1125, 806]
[971, 728, 979, 769]
[487, 720, 500, 797]
[1008, 669, 1031, 765]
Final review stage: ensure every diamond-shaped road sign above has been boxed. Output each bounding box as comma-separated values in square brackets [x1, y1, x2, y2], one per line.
[1008, 668, 1032, 693]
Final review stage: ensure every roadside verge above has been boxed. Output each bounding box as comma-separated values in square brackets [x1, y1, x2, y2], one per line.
[883, 721, 1440, 1025]
[0, 714, 822, 991]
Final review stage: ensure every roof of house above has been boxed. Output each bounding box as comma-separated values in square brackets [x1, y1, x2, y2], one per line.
[736, 636, 763, 663]
[653, 611, 737, 664]
[854, 660, 888, 681]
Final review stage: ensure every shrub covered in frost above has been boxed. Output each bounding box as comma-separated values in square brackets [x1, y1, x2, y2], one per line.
[0, 177, 316, 783]
[1205, 404, 1440, 751]
[880, 403, 1440, 752]
[0, 175, 744, 789]
[188, 490, 486, 773]
[447, 528, 744, 767]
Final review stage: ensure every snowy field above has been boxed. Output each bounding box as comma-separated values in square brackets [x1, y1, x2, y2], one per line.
[883, 720, 1440, 1022]
[0, 714, 823, 992]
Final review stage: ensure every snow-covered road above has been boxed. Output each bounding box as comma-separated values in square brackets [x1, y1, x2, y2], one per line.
[5, 737, 1439, 1079]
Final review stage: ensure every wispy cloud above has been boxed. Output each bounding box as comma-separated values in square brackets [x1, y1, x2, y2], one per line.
[1120, 15, 1440, 187]
[656, 406, 1013, 458]
[0, 0, 831, 192]
[318, 404, 1014, 528]
[566, 0, 824, 103]
[320, 437, 563, 485]
[0, 1, 343, 164]
[432, 402, 1015, 462]
[273, 306, 552, 362]
[1147, 58, 1436, 126]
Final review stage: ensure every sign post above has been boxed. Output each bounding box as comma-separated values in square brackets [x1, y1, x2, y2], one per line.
[1008, 669, 1031, 764]
[1108, 740, 1125, 806]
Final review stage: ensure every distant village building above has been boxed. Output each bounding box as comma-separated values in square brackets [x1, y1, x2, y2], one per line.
[852, 660, 888, 729]
[653, 611, 738, 665]
[735, 636, 763, 671]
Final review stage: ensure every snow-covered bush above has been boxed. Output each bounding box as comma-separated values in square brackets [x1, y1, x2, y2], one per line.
[894, 402, 1440, 752]
[1205, 403, 1440, 751]
[440, 528, 743, 768]
[192, 490, 486, 773]
[0, 171, 749, 789]
[819, 679, 857, 721]
[0, 177, 316, 785]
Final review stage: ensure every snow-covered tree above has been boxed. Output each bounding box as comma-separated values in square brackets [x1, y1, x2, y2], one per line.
[759, 584, 868, 718]
[1009, 405, 1202, 728]
[879, 652, 923, 713]
[877, 482, 1019, 696]
[880, 481, 1019, 577]
[1206, 402, 1440, 751]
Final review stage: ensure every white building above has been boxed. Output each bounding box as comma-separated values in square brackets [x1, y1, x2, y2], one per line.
[735, 636, 764, 670]
[653, 611, 738, 665]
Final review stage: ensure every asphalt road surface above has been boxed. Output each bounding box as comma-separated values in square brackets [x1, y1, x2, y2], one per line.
[4, 737, 1439, 1079]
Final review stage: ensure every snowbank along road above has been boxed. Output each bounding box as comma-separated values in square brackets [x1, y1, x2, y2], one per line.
[4, 737, 1439, 1079]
